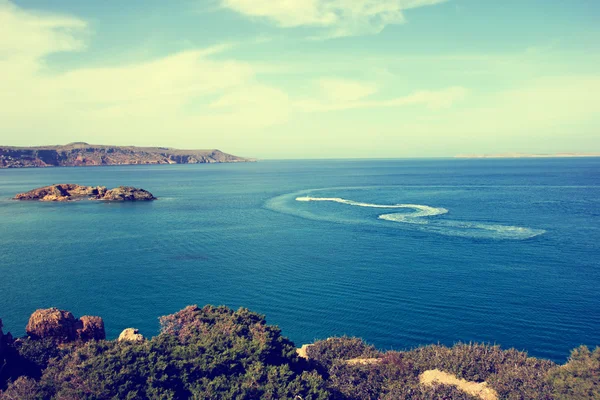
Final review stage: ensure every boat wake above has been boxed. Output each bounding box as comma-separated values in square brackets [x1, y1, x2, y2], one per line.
[267, 190, 545, 240]
[296, 196, 448, 225]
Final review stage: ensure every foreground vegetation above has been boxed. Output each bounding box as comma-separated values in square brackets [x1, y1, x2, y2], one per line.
[1, 305, 598, 399]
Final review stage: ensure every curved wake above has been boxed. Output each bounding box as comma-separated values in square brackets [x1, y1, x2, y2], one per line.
[297, 196, 448, 225]
[286, 193, 545, 240]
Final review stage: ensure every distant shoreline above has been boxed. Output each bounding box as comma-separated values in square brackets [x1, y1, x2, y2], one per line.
[0, 142, 253, 168]
[455, 153, 600, 159]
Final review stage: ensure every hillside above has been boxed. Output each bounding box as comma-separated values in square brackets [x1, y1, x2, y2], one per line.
[1, 305, 598, 399]
[0, 143, 251, 168]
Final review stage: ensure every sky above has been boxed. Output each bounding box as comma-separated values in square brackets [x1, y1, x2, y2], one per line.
[1, 0, 599, 158]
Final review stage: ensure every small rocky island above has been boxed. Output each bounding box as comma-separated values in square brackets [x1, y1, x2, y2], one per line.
[14, 184, 156, 202]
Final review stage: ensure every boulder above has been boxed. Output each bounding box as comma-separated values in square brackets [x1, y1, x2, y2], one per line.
[99, 186, 156, 201]
[26, 308, 77, 343]
[25, 308, 105, 344]
[118, 328, 144, 343]
[75, 316, 106, 341]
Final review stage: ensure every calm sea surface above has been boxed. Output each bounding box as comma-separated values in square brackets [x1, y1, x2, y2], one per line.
[0, 159, 598, 362]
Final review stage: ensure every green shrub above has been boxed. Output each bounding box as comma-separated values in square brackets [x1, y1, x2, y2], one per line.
[0, 376, 42, 400]
[487, 358, 555, 399]
[402, 343, 526, 381]
[14, 338, 71, 379]
[2, 306, 599, 400]
[548, 345, 600, 400]
[19, 305, 329, 399]
[306, 337, 380, 369]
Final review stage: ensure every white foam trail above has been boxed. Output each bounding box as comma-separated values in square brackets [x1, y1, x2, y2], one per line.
[378, 206, 449, 225]
[296, 196, 448, 217]
[296, 196, 404, 208]
[293, 194, 544, 240]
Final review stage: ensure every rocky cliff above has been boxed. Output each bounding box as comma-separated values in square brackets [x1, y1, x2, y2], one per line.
[0, 319, 8, 359]
[0, 319, 7, 385]
[0, 143, 251, 168]
[14, 184, 156, 202]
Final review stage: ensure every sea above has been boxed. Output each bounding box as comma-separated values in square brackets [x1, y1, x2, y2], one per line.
[0, 158, 598, 363]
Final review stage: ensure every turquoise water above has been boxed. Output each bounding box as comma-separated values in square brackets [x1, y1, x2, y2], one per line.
[0, 159, 599, 363]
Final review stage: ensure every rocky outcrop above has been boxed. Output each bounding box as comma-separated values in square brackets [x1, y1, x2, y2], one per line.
[0, 143, 252, 168]
[0, 318, 12, 355]
[0, 318, 9, 360]
[0, 318, 8, 386]
[118, 328, 144, 343]
[26, 309, 77, 343]
[14, 184, 107, 202]
[76, 316, 106, 342]
[25, 308, 105, 344]
[100, 186, 156, 201]
[14, 184, 155, 202]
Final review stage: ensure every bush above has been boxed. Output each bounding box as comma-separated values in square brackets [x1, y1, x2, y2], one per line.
[0, 376, 41, 400]
[548, 345, 600, 400]
[14, 338, 71, 379]
[17, 305, 329, 399]
[323, 351, 480, 400]
[487, 358, 555, 399]
[402, 343, 524, 381]
[2, 338, 69, 391]
[2, 306, 599, 399]
[306, 337, 380, 369]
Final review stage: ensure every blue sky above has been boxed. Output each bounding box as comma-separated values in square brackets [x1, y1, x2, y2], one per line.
[1, 0, 599, 158]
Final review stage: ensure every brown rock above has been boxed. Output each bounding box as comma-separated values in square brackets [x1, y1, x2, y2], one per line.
[26, 308, 77, 343]
[118, 328, 144, 343]
[75, 316, 106, 341]
[25, 308, 105, 344]
[98, 186, 156, 201]
[14, 184, 107, 202]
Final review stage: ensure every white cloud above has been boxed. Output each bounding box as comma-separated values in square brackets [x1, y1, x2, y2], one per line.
[452, 75, 600, 135]
[0, 0, 467, 151]
[0, 0, 87, 61]
[296, 80, 467, 112]
[221, 0, 447, 37]
[351, 75, 600, 156]
[319, 78, 378, 101]
[0, 1, 292, 148]
[7, 0, 593, 159]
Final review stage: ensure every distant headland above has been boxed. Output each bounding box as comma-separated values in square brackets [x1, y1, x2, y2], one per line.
[455, 152, 600, 159]
[0, 143, 253, 168]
